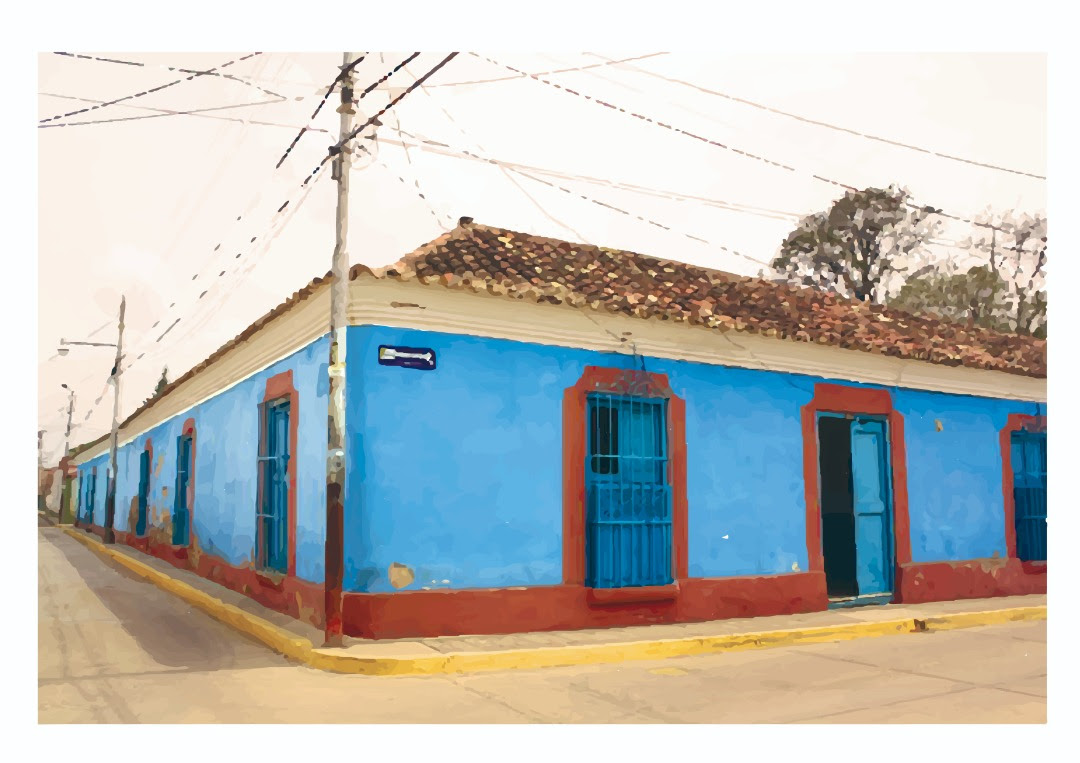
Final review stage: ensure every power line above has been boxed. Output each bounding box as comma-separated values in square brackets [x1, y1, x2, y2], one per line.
[471, 53, 1014, 234]
[118, 56, 461, 389]
[331, 53, 459, 160]
[386, 127, 805, 223]
[275, 53, 369, 169]
[38, 95, 287, 129]
[377, 53, 450, 228]
[511, 167, 771, 268]
[424, 52, 669, 89]
[274, 52, 424, 169]
[39, 52, 262, 125]
[402, 60, 590, 241]
[587, 53, 1046, 181]
[52, 51, 288, 100]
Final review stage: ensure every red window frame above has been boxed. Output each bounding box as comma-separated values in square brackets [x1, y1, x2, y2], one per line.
[563, 366, 688, 600]
[256, 371, 299, 576]
[1000, 412, 1047, 569]
[800, 383, 912, 575]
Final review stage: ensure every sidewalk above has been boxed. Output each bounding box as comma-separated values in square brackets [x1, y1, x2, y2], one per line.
[61, 527, 1047, 677]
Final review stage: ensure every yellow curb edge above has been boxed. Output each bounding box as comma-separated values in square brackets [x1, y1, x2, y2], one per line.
[61, 527, 1046, 678]
[62, 527, 315, 663]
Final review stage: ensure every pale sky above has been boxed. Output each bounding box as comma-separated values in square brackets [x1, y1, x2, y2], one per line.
[36, 51, 1047, 463]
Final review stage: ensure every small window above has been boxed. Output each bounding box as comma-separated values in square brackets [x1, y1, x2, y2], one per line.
[585, 393, 672, 588]
[1011, 430, 1047, 562]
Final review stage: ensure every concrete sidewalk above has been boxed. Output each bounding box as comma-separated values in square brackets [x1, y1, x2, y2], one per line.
[61, 527, 1047, 677]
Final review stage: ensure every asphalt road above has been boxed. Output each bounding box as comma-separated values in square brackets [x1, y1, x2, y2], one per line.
[39, 527, 1046, 723]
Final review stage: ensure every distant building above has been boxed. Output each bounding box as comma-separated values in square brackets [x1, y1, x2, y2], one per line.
[71, 219, 1047, 639]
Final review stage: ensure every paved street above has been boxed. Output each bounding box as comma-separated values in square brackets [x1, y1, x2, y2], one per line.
[39, 527, 1046, 724]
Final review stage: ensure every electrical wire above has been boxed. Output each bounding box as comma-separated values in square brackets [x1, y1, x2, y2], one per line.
[38, 96, 287, 128]
[386, 127, 804, 222]
[39, 52, 263, 125]
[274, 53, 368, 169]
[52, 51, 288, 100]
[378, 52, 451, 228]
[116, 56, 461, 390]
[425, 52, 668, 89]
[471, 53, 1017, 234]
[587, 53, 1046, 181]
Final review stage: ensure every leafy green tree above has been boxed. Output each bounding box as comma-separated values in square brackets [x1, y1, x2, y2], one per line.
[892, 264, 1011, 331]
[770, 184, 942, 304]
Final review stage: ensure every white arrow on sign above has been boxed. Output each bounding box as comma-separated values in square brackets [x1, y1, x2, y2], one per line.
[381, 348, 433, 362]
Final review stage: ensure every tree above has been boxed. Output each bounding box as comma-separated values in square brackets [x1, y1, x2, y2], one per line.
[155, 366, 169, 396]
[957, 209, 1047, 336]
[770, 184, 942, 304]
[892, 264, 1011, 331]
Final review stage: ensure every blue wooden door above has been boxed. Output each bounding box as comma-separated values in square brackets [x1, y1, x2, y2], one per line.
[1011, 431, 1047, 562]
[850, 418, 893, 595]
[585, 394, 672, 588]
[136, 450, 150, 536]
[258, 401, 290, 572]
[83, 471, 96, 524]
[173, 435, 192, 545]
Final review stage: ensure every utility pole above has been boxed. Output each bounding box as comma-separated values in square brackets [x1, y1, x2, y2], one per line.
[103, 296, 126, 545]
[324, 53, 356, 647]
[37, 429, 45, 513]
[63, 385, 76, 457]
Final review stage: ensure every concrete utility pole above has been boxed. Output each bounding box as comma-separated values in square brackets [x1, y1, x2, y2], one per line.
[324, 53, 356, 647]
[37, 429, 45, 513]
[63, 385, 76, 457]
[103, 296, 126, 545]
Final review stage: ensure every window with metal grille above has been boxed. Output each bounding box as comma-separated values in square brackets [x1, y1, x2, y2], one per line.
[174, 433, 193, 546]
[257, 399, 290, 573]
[136, 449, 150, 537]
[83, 469, 96, 524]
[1011, 430, 1046, 562]
[585, 393, 672, 588]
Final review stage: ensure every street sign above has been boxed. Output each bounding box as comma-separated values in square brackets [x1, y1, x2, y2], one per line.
[378, 345, 436, 371]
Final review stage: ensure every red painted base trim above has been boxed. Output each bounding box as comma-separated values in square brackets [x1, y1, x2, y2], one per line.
[896, 558, 1047, 603]
[587, 583, 679, 605]
[110, 529, 324, 628]
[342, 573, 828, 639]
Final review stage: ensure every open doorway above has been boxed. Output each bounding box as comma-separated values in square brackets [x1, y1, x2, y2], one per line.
[817, 413, 895, 606]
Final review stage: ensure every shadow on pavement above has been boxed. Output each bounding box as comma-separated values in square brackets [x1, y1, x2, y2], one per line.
[42, 530, 286, 673]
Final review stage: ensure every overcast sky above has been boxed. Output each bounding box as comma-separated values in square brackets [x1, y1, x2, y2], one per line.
[36, 51, 1047, 463]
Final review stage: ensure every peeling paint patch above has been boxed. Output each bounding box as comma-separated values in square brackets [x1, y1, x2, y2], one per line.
[388, 562, 415, 589]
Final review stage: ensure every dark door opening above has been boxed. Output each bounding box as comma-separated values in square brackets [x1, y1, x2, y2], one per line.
[818, 416, 857, 598]
[136, 449, 150, 537]
[817, 413, 895, 604]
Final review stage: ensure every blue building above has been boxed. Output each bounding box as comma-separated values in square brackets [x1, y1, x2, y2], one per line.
[73, 219, 1047, 639]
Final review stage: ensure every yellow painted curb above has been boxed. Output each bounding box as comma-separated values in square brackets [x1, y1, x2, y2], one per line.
[60, 527, 1046, 677]
[62, 527, 316, 663]
[913, 606, 1047, 632]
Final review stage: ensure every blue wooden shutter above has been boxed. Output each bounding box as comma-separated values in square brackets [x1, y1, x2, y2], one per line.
[585, 393, 672, 588]
[136, 450, 150, 536]
[173, 435, 191, 545]
[850, 418, 892, 596]
[258, 401, 290, 572]
[1011, 431, 1047, 562]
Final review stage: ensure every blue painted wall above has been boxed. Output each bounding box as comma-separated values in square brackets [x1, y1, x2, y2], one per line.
[894, 391, 1043, 562]
[76, 337, 330, 583]
[345, 324, 1043, 594]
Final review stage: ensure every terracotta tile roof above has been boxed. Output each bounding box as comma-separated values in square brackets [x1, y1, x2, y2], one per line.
[365, 219, 1046, 379]
[73, 218, 1046, 457]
